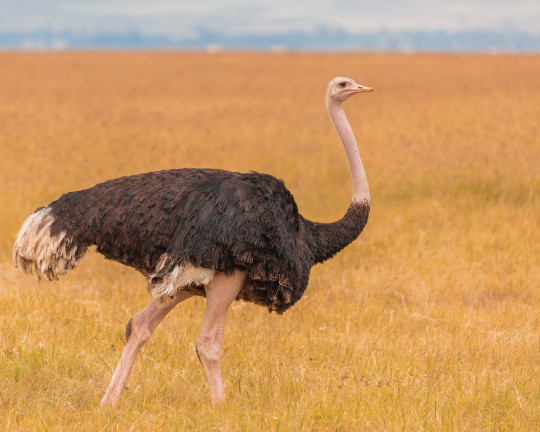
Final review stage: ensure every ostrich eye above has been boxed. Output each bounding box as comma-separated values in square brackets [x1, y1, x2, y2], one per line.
[339, 82, 347, 88]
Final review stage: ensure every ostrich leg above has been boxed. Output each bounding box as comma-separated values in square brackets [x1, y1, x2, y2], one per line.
[196, 270, 246, 405]
[100, 291, 193, 409]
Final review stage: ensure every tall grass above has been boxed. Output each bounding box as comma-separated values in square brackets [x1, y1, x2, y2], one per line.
[1, 52, 539, 430]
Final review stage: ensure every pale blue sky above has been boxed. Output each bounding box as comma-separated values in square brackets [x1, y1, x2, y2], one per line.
[1, 0, 539, 37]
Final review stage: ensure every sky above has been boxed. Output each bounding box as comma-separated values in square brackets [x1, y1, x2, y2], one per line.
[2, 0, 540, 38]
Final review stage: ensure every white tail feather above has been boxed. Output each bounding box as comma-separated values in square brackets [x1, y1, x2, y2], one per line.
[12, 206, 86, 280]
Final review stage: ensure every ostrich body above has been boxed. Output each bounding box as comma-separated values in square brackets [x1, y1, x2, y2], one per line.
[12, 77, 372, 408]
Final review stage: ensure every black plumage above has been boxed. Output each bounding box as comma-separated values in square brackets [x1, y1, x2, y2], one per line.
[34, 168, 369, 313]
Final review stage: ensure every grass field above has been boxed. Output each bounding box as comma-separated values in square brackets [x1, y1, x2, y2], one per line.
[0, 52, 539, 430]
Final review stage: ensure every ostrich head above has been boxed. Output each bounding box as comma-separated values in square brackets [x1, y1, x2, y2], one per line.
[327, 76, 373, 102]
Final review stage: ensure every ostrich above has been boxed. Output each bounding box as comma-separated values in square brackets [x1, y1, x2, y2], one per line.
[12, 77, 372, 408]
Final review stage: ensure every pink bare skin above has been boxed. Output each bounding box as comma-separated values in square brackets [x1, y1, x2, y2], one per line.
[100, 291, 194, 409]
[326, 77, 372, 203]
[100, 270, 246, 409]
[196, 270, 246, 404]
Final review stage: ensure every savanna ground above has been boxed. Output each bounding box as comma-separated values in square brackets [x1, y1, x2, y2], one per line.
[0, 52, 539, 431]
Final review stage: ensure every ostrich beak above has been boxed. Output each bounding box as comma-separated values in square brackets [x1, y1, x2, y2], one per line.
[355, 84, 373, 92]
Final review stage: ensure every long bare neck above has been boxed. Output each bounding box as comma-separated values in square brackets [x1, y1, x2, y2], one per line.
[326, 97, 370, 203]
[299, 95, 371, 264]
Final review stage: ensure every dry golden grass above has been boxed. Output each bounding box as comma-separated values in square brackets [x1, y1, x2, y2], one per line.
[1, 52, 539, 431]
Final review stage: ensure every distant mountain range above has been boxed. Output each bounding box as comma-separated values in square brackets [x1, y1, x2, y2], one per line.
[1, 27, 539, 52]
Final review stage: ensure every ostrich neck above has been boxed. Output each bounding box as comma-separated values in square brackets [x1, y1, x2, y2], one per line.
[326, 97, 370, 202]
[299, 96, 371, 264]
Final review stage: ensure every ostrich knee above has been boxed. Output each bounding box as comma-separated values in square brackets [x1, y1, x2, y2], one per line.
[125, 313, 152, 346]
[196, 334, 222, 366]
